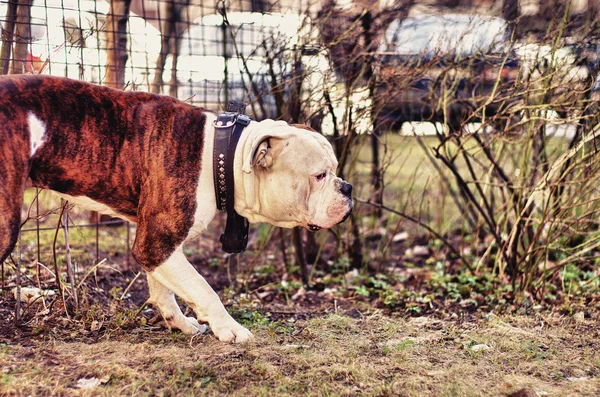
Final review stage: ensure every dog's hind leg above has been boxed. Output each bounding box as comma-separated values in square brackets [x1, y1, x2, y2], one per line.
[0, 127, 29, 266]
[0, 198, 22, 265]
[147, 273, 207, 335]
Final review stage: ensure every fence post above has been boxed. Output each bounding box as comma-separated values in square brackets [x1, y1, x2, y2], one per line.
[0, 0, 18, 75]
[105, 0, 132, 88]
[10, 0, 32, 74]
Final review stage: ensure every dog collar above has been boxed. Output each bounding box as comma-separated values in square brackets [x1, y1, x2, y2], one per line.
[212, 111, 251, 253]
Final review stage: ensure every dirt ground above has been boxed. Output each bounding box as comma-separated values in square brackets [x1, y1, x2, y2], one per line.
[1, 253, 599, 396]
[1, 214, 600, 396]
[2, 311, 599, 396]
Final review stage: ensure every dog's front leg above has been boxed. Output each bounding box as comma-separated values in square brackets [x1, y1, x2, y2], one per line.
[147, 273, 207, 335]
[149, 247, 254, 343]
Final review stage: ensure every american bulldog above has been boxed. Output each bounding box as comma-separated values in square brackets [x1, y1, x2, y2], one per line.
[0, 75, 353, 343]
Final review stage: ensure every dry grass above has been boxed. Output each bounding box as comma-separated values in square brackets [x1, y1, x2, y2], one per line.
[1, 311, 599, 396]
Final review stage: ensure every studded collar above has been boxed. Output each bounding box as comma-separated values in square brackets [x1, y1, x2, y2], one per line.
[212, 112, 251, 253]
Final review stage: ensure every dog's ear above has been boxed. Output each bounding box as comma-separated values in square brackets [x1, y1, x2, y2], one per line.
[243, 131, 293, 174]
[242, 120, 302, 174]
[251, 138, 273, 169]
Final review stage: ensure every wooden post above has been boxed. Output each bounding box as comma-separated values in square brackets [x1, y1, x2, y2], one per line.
[0, 0, 18, 74]
[105, 0, 132, 88]
[10, 0, 32, 74]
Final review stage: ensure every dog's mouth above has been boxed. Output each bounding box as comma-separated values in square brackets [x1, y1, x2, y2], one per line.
[307, 202, 354, 232]
[307, 224, 322, 232]
[307, 208, 353, 232]
[337, 207, 353, 225]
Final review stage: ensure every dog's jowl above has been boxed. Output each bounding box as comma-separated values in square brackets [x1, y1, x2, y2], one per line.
[0, 75, 353, 343]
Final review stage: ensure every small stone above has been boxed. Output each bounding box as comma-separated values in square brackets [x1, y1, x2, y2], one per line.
[392, 232, 409, 243]
[470, 343, 491, 352]
[345, 269, 359, 283]
[573, 312, 585, 323]
[567, 377, 588, 382]
[13, 287, 56, 304]
[76, 377, 109, 389]
[90, 320, 102, 332]
[412, 245, 430, 256]
[291, 286, 306, 301]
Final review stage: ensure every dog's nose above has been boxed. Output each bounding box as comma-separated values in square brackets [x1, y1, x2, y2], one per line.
[340, 182, 352, 197]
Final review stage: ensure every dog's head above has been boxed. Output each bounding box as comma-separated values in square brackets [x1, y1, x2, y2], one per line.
[234, 119, 353, 231]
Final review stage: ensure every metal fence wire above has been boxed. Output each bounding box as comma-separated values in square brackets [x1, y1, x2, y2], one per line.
[0, 0, 324, 116]
[0, 0, 331, 292]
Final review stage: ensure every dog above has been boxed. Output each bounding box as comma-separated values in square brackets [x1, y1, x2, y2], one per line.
[0, 75, 353, 343]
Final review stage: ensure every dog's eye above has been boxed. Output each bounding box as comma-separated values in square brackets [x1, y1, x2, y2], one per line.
[315, 172, 327, 181]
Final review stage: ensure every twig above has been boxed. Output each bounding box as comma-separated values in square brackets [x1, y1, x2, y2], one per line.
[36, 189, 41, 290]
[414, 134, 477, 229]
[355, 197, 473, 271]
[119, 271, 141, 301]
[135, 298, 150, 319]
[52, 204, 65, 292]
[62, 201, 78, 309]
[36, 261, 56, 281]
[76, 258, 110, 289]
[15, 228, 22, 323]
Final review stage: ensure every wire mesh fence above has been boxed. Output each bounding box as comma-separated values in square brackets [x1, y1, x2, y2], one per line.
[0, 0, 326, 113]
[4, 0, 600, 314]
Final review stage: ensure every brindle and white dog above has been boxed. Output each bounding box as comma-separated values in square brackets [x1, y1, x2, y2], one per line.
[0, 75, 353, 343]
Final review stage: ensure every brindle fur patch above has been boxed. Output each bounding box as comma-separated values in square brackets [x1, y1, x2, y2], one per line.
[0, 75, 206, 270]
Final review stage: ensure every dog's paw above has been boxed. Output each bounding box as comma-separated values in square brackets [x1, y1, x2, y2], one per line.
[168, 316, 208, 335]
[211, 320, 254, 343]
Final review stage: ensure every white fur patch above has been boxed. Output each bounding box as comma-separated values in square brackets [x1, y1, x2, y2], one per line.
[28, 112, 46, 157]
[54, 192, 133, 222]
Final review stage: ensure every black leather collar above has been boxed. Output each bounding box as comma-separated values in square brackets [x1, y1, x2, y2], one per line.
[213, 111, 251, 253]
